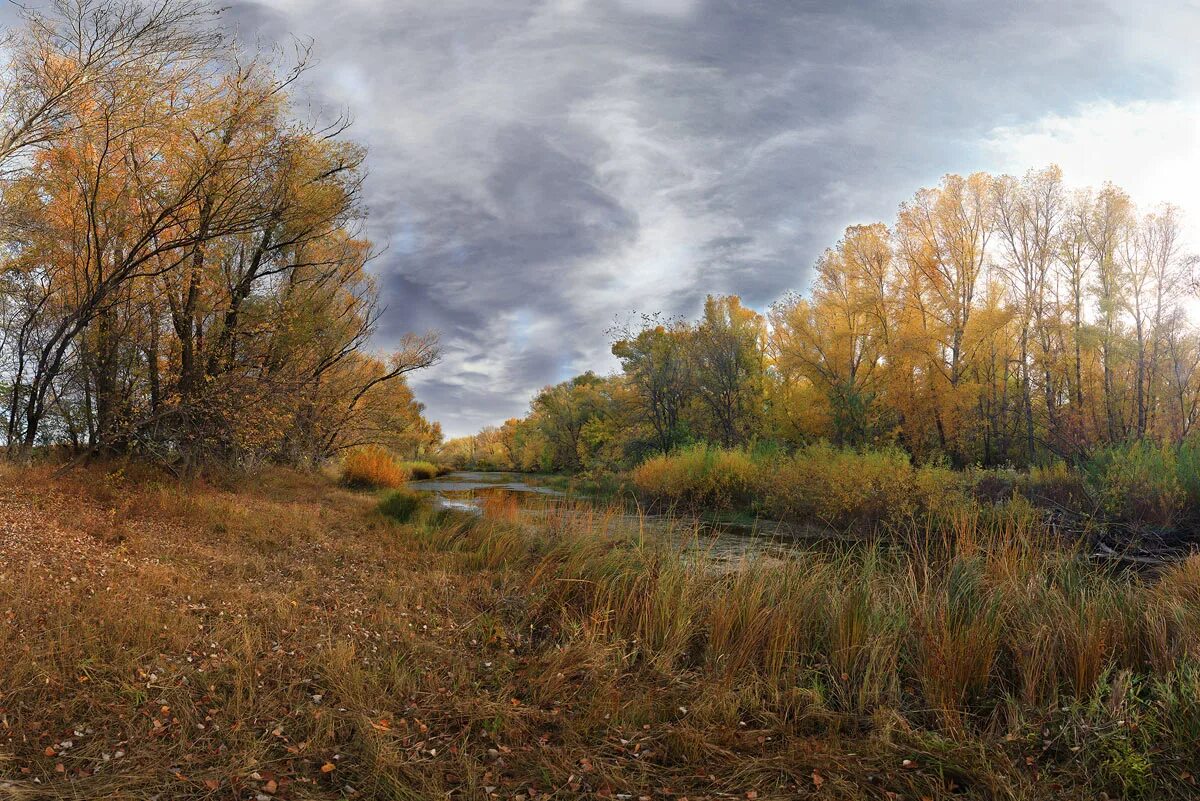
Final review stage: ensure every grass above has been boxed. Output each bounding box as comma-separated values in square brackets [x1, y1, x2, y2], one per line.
[0, 463, 1197, 798]
[632, 440, 1200, 539]
[399, 460, 442, 480]
[631, 443, 960, 532]
[378, 488, 426, 522]
[340, 445, 408, 489]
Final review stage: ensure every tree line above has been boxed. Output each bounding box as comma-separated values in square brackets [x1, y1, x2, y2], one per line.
[447, 166, 1200, 472]
[0, 0, 440, 469]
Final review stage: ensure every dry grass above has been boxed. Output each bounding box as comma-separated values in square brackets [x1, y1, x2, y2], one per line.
[0, 465, 1197, 799]
[629, 444, 963, 533]
[340, 445, 408, 489]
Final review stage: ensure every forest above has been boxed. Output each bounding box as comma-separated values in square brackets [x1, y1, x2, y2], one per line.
[446, 168, 1200, 476]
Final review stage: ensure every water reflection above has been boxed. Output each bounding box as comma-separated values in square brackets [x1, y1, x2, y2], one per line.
[408, 471, 817, 565]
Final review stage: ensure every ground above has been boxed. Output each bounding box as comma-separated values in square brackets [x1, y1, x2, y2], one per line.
[0, 465, 1189, 800]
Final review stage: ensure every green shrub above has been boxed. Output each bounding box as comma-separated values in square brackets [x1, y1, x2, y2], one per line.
[1173, 440, 1200, 510]
[1087, 441, 1184, 527]
[400, 460, 440, 480]
[378, 489, 425, 522]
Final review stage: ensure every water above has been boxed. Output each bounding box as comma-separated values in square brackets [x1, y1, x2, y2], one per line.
[406, 471, 564, 517]
[408, 471, 815, 565]
[407, 471, 565, 498]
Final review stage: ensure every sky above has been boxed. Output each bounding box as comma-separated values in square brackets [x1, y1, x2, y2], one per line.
[224, 0, 1200, 438]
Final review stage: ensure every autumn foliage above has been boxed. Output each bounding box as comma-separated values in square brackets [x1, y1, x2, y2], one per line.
[0, 0, 440, 470]
[453, 168, 1200, 484]
[631, 443, 955, 531]
[340, 445, 408, 489]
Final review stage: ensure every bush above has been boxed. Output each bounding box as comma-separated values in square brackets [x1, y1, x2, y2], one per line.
[969, 467, 1018, 504]
[631, 443, 966, 534]
[1174, 440, 1200, 512]
[758, 444, 926, 532]
[341, 445, 408, 489]
[401, 460, 440, 480]
[630, 444, 758, 511]
[1086, 442, 1184, 527]
[1021, 460, 1091, 511]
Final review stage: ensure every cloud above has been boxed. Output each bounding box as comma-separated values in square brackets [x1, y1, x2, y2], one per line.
[984, 98, 1200, 242]
[225, 0, 1199, 436]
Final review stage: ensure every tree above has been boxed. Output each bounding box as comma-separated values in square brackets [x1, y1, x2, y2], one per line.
[1086, 183, 1134, 441]
[992, 166, 1065, 462]
[770, 225, 893, 445]
[690, 295, 765, 448]
[892, 174, 995, 461]
[611, 314, 693, 453]
[0, 0, 441, 469]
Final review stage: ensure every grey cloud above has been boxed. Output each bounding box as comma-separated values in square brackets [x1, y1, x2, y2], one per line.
[225, 0, 1189, 436]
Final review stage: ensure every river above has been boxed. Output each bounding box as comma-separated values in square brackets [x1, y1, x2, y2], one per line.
[407, 470, 815, 565]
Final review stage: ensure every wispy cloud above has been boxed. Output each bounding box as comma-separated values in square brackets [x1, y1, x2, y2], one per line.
[228, 0, 1198, 436]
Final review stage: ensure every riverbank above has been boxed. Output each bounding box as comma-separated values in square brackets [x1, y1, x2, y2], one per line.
[2, 464, 1199, 799]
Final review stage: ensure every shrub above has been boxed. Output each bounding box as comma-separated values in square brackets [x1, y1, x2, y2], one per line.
[1173, 440, 1200, 512]
[1021, 459, 1091, 511]
[758, 444, 921, 532]
[632, 443, 970, 534]
[1086, 441, 1184, 527]
[912, 461, 968, 514]
[401, 460, 440, 480]
[341, 445, 408, 489]
[969, 467, 1018, 504]
[630, 444, 758, 511]
[378, 488, 425, 522]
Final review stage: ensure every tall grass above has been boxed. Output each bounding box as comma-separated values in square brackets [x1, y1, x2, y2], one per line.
[430, 494, 1200, 742]
[340, 445, 408, 489]
[399, 460, 441, 480]
[377, 488, 425, 522]
[632, 443, 963, 533]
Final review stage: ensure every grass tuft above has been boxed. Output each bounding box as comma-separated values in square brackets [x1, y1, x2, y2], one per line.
[340, 445, 408, 489]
